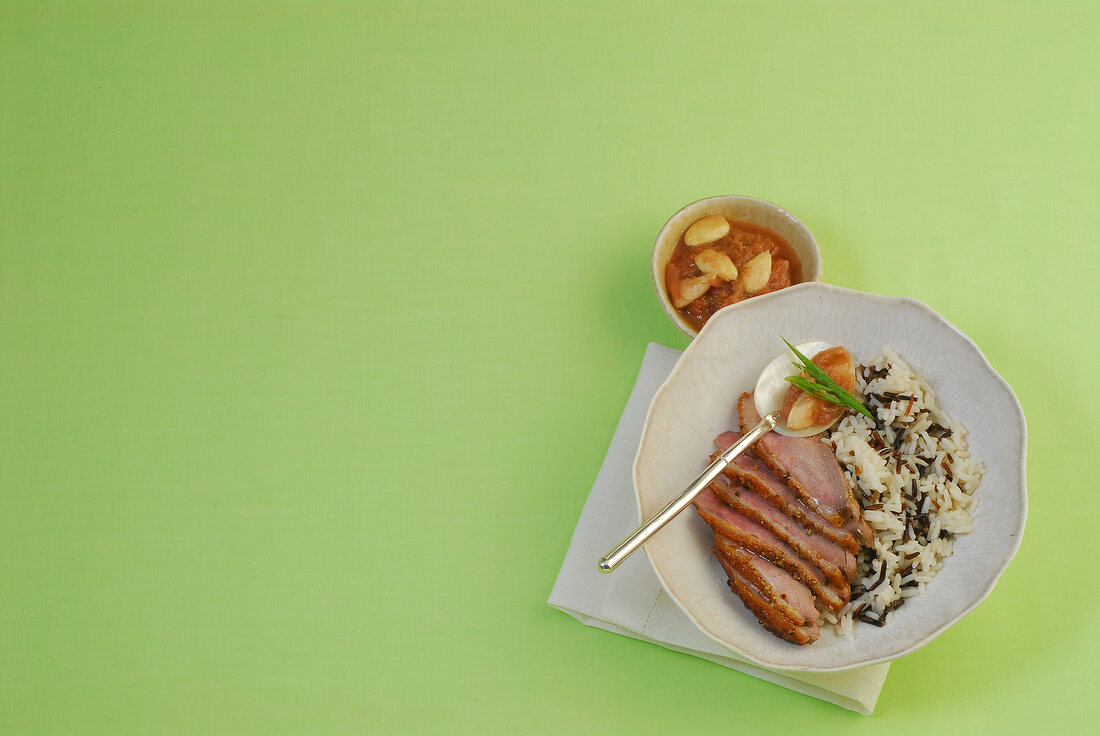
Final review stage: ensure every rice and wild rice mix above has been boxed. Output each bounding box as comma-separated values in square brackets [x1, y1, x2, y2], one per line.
[823, 350, 983, 637]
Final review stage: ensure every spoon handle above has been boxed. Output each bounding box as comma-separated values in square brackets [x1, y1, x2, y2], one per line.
[597, 411, 779, 573]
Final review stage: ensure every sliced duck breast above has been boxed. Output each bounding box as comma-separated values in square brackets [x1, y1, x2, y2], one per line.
[711, 474, 857, 584]
[713, 431, 872, 551]
[713, 542, 821, 645]
[694, 488, 846, 611]
[738, 392, 861, 523]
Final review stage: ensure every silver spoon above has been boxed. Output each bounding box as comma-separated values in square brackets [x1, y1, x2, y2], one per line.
[597, 341, 836, 573]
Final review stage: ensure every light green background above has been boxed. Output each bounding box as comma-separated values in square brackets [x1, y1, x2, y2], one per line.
[2, 2, 1097, 733]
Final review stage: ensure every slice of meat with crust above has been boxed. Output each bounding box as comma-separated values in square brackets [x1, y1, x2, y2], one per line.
[715, 539, 817, 623]
[713, 542, 820, 645]
[694, 488, 846, 611]
[713, 431, 872, 551]
[711, 474, 857, 585]
[738, 392, 861, 523]
[726, 570, 819, 645]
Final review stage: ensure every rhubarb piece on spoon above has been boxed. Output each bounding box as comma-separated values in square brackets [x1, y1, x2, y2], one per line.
[782, 346, 858, 432]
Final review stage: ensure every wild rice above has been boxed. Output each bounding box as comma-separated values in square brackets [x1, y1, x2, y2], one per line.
[823, 349, 984, 638]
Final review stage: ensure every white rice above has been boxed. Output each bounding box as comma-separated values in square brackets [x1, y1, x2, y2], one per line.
[820, 349, 984, 637]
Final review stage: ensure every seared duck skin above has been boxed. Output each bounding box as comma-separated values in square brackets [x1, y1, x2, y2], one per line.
[711, 474, 856, 584]
[695, 488, 847, 611]
[712, 540, 820, 645]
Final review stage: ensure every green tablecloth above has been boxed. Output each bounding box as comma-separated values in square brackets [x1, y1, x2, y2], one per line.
[2, 2, 1096, 733]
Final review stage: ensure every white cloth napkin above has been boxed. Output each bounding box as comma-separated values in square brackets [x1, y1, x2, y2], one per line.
[547, 342, 890, 715]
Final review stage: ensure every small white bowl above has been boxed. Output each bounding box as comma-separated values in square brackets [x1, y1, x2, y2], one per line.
[652, 196, 823, 338]
[634, 283, 1028, 671]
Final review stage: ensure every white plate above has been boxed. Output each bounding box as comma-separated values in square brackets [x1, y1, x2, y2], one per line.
[633, 282, 1027, 671]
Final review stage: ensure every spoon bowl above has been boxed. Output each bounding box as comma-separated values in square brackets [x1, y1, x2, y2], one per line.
[754, 340, 837, 437]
